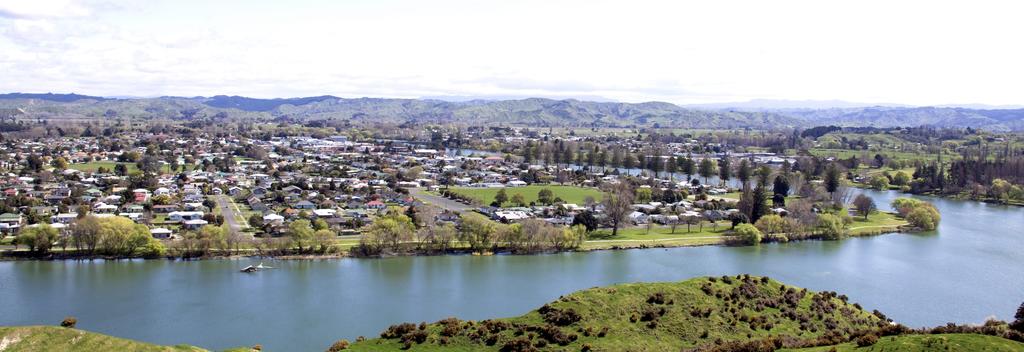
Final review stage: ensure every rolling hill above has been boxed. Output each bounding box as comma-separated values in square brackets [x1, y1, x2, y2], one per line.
[2, 93, 1024, 130]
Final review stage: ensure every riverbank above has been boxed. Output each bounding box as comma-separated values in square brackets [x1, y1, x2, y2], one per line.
[0, 212, 910, 261]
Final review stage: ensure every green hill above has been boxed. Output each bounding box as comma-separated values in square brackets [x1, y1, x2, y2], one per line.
[0, 326, 207, 352]
[786, 333, 1024, 351]
[348, 276, 887, 351]
[346, 276, 1024, 351]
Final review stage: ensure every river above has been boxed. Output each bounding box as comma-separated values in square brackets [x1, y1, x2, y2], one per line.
[1, 189, 1021, 351]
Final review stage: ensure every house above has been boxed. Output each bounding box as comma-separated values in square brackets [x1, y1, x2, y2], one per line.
[0, 213, 23, 233]
[52, 213, 78, 224]
[182, 219, 208, 230]
[262, 213, 285, 226]
[93, 203, 118, 214]
[365, 200, 386, 210]
[150, 228, 173, 239]
[168, 211, 204, 222]
[133, 188, 151, 202]
[494, 210, 530, 222]
[293, 200, 316, 210]
[153, 204, 181, 213]
[312, 209, 337, 218]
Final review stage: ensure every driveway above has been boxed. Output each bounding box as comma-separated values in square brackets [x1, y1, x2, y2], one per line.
[409, 188, 474, 213]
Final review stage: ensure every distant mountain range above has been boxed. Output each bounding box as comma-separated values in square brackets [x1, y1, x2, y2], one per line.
[1, 92, 1023, 131]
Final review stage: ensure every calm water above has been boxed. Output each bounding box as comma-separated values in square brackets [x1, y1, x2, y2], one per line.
[1, 189, 1022, 351]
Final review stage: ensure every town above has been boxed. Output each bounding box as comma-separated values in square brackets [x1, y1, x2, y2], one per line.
[0, 122, 963, 259]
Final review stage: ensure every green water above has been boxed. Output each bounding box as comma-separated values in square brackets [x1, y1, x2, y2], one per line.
[1, 189, 1022, 351]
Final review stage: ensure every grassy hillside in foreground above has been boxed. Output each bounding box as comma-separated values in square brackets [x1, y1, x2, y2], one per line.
[0, 326, 207, 352]
[348, 276, 887, 351]
[785, 333, 1024, 351]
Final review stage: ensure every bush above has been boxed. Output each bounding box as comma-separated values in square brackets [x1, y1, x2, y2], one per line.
[734, 223, 762, 245]
[60, 317, 77, 328]
[906, 205, 941, 231]
[856, 334, 879, 347]
[326, 339, 349, 351]
[816, 213, 846, 240]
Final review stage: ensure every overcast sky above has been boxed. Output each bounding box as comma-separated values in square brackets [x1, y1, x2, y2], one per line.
[1, 0, 1022, 106]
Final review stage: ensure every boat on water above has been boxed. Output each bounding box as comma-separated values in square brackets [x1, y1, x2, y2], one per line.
[240, 262, 274, 273]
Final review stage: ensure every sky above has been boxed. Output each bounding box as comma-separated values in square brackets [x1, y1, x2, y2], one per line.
[1, 0, 1022, 106]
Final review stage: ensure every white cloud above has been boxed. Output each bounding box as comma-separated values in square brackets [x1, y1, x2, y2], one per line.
[0, 0, 92, 19]
[0, 0, 1022, 105]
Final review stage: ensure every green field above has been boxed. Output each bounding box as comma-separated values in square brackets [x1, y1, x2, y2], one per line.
[450, 185, 604, 206]
[68, 161, 139, 173]
[67, 161, 188, 174]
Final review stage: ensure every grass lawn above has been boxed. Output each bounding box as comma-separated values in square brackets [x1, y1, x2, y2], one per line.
[450, 185, 604, 206]
[848, 211, 908, 236]
[581, 222, 733, 250]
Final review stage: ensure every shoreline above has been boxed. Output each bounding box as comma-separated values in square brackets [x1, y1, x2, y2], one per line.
[0, 225, 909, 262]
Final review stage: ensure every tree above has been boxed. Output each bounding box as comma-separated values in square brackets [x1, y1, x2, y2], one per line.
[51, 157, 68, 170]
[601, 182, 635, 237]
[734, 223, 762, 245]
[906, 206, 941, 231]
[892, 171, 911, 186]
[313, 229, 334, 252]
[737, 159, 752, 189]
[852, 194, 876, 220]
[824, 163, 841, 195]
[114, 163, 128, 176]
[698, 158, 715, 185]
[459, 213, 496, 252]
[749, 185, 770, 224]
[418, 222, 457, 253]
[1011, 301, 1024, 332]
[537, 188, 554, 205]
[511, 193, 526, 207]
[194, 225, 225, 255]
[312, 218, 329, 231]
[362, 207, 416, 252]
[635, 187, 652, 203]
[494, 188, 509, 207]
[867, 175, 889, 190]
[991, 178, 1013, 204]
[754, 214, 788, 234]
[572, 211, 598, 232]
[772, 175, 790, 207]
[718, 157, 731, 186]
[71, 215, 102, 253]
[817, 213, 846, 240]
[288, 219, 314, 252]
[891, 198, 925, 217]
[97, 216, 158, 256]
[16, 224, 59, 253]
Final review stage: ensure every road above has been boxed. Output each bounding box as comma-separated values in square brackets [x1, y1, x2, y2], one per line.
[214, 196, 248, 232]
[409, 188, 475, 213]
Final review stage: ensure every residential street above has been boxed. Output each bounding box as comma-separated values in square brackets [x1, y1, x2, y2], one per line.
[214, 196, 247, 232]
